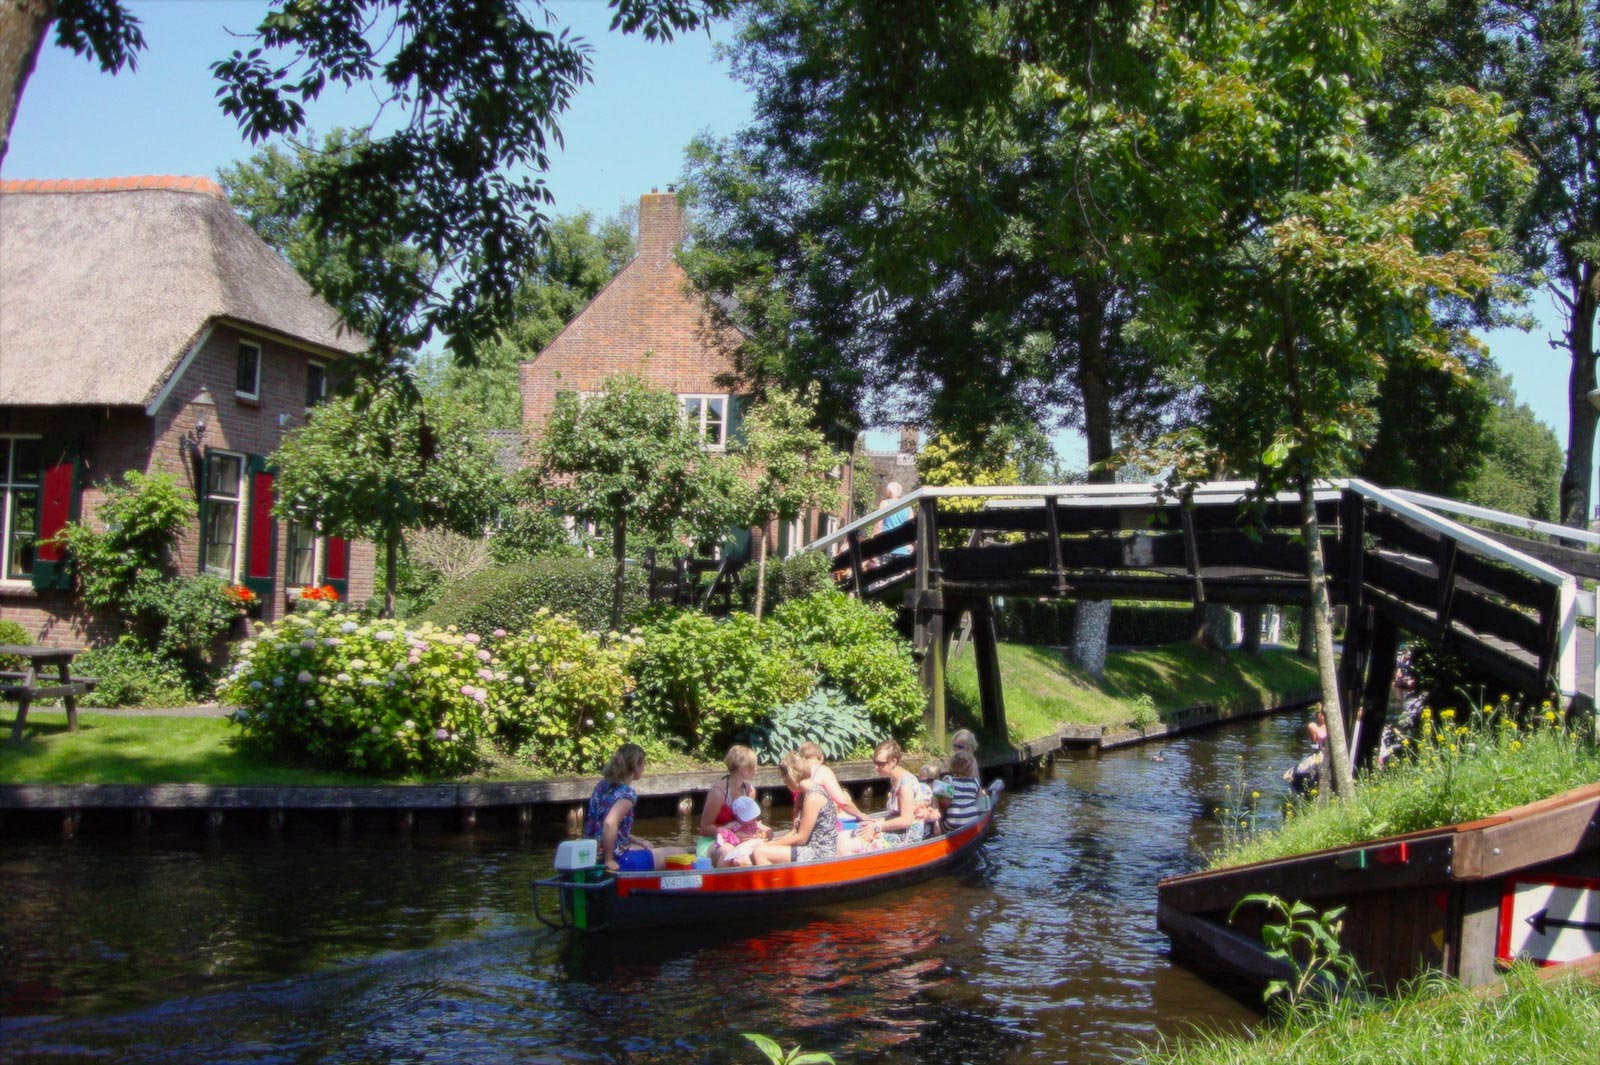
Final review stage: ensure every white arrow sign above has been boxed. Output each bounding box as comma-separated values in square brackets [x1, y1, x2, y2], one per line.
[1498, 878, 1600, 966]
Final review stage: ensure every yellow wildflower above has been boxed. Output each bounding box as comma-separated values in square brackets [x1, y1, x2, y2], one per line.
[1441, 708, 1456, 719]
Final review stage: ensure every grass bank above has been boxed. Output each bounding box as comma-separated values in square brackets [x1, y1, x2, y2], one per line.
[1209, 705, 1600, 870]
[1144, 965, 1600, 1065]
[946, 642, 1319, 744]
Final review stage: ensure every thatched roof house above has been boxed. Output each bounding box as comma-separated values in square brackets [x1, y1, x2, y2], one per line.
[0, 176, 375, 646]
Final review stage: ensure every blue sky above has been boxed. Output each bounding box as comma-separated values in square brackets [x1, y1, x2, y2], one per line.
[3, 1, 1582, 483]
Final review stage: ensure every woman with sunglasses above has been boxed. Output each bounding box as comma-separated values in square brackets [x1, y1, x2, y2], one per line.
[871, 739, 925, 848]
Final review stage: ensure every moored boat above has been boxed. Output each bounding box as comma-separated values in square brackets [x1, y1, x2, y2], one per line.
[534, 804, 999, 932]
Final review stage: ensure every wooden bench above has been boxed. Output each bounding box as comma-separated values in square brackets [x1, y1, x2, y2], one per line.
[0, 646, 96, 742]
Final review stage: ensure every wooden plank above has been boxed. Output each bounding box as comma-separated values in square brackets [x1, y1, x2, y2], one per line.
[1452, 787, 1600, 879]
[0, 683, 90, 700]
[1159, 830, 1458, 915]
[1156, 901, 1296, 987]
[1044, 496, 1065, 594]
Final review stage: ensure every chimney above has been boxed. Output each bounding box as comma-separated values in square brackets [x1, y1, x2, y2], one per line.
[898, 425, 920, 455]
[637, 188, 684, 262]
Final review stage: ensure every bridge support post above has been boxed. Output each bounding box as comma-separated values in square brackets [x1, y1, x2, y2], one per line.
[970, 598, 1007, 740]
[1353, 610, 1399, 772]
[918, 606, 946, 740]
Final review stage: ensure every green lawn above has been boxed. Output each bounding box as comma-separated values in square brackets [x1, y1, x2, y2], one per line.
[946, 641, 1319, 746]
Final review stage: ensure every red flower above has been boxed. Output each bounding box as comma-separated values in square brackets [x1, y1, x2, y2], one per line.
[225, 584, 259, 606]
[300, 584, 340, 602]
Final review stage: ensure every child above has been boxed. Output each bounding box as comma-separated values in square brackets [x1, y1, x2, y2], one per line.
[913, 761, 944, 832]
[942, 750, 985, 831]
[950, 728, 977, 757]
[712, 795, 770, 867]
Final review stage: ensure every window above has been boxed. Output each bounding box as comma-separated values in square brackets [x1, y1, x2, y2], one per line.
[286, 519, 319, 587]
[306, 361, 327, 409]
[201, 452, 244, 577]
[0, 437, 41, 580]
[679, 394, 728, 448]
[235, 341, 261, 399]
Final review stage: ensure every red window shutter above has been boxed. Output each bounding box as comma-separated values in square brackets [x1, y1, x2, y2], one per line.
[30, 438, 79, 590]
[243, 457, 276, 598]
[325, 536, 349, 599]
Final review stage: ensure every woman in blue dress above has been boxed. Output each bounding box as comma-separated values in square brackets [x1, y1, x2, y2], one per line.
[585, 742, 661, 872]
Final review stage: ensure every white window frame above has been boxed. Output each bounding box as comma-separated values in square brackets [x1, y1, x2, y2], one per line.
[305, 360, 327, 410]
[235, 340, 262, 401]
[201, 450, 248, 580]
[285, 517, 324, 588]
[679, 393, 729, 449]
[0, 435, 42, 585]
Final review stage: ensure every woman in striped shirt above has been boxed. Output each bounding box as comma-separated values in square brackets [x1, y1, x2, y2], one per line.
[942, 749, 986, 831]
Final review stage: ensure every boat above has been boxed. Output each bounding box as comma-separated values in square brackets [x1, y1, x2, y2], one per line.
[533, 801, 1000, 933]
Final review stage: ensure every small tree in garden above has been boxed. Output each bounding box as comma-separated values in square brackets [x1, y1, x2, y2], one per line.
[272, 384, 505, 617]
[735, 385, 843, 619]
[535, 373, 741, 630]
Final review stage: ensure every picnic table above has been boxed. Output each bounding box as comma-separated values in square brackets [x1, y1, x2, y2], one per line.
[1, 644, 97, 742]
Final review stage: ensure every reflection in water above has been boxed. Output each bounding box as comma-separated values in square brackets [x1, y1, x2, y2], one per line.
[0, 712, 1310, 1063]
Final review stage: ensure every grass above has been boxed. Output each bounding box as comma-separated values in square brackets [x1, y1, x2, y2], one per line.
[1210, 703, 1600, 870]
[946, 641, 1319, 746]
[1143, 965, 1600, 1065]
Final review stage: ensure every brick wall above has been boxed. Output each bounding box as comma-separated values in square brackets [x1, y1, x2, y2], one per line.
[519, 191, 746, 435]
[0, 321, 377, 645]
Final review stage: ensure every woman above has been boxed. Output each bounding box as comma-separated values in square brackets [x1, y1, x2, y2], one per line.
[585, 742, 659, 872]
[698, 743, 760, 838]
[751, 751, 840, 865]
[798, 741, 868, 823]
[871, 739, 925, 848]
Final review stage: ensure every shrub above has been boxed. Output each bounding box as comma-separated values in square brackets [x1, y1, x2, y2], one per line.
[485, 611, 636, 774]
[76, 637, 193, 708]
[224, 607, 489, 775]
[489, 506, 582, 564]
[631, 608, 813, 753]
[0, 619, 31, 671]
[739, 549, 834, 611]
[418, 557, 649, 635]
[156, 575, 240, 685]
[744, 686, 876, 765]
[769, 590, 923, 735]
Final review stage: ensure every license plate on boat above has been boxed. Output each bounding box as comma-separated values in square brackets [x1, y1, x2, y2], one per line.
[660, 874, 703, 890]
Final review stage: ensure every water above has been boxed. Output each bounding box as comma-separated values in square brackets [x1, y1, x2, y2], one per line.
[0, 713, 1309, 1064]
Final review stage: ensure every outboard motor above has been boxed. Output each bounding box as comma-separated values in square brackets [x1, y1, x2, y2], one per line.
[533, 840, 615, 932]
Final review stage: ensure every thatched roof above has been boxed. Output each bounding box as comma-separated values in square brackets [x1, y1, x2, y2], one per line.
[0, 176, 366, 408]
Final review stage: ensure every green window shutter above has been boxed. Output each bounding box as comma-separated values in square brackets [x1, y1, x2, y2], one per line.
[30, 435, 80, 591]
[197, 448, 210, 575]
[726, 394, 746, 445]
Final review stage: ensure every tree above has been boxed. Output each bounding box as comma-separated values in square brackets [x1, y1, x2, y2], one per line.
[420, 209, 635, 426]
[534, 374, 740, 629]
[735, 385, 844, 619]
[1132, 1, 1526, 799]
[272, 384, 506, 617]
[4, 0, 730, 367]
[1381, 0, 1600, 528]
[1463, 372, 1564, 521]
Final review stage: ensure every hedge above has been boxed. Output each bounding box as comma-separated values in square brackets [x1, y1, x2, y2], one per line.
[417, 557, 650, 635]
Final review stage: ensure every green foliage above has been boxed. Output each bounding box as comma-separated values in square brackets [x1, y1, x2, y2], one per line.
[77, 636, 193, 709]
[272, 383, 505, 613]
[418, 557, 650, 636]
[769, 590, 923, 734]
[1229, 894, 1364, 1011]
[210, 0, 729, 365]
[1463, 371, 1564, 522]
[631, 609, 814, 753]
[489, 506, 582, 565]
[482, 613, 638, 774]
[225, 608, 491, 774]
[535, 373, 746, 627]
[740, 550, 833, 611]
[155, 575, 241, 684]
[744, 1033, 835, 1065]
[744, 686, 876, 766]
[1212, 705, 1600, 869]
[61, 470, 189, 626]
[0, 619, 31, 671]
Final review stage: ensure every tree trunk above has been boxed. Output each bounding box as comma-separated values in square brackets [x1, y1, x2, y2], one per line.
[0, 0, 52, 169]
[1066, 275, 1115, 677]
[1559, 264, 1599, 529]
[383, 532, 399, 619]
[1297, 605, 1315, 659]
[611, 513, 627, 633]
[1240, 604, 1262, 655]
[753, 526, 769, 621]
[1299, 474, 1355, 801]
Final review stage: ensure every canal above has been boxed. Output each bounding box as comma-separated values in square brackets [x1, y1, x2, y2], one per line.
[0, 711, 1310, 1063]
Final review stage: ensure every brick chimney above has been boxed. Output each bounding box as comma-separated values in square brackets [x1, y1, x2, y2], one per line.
[637, 187, 684, 262]
[898, 425, 920, 455]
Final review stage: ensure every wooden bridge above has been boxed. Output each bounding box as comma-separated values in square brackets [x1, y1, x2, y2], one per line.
[805, 479, 1600, 766]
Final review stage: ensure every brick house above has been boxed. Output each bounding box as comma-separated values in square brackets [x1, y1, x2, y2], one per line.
[0, 176, 376, 646]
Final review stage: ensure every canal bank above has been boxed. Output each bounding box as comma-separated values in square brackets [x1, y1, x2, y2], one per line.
[0, 687, 1318, 838]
